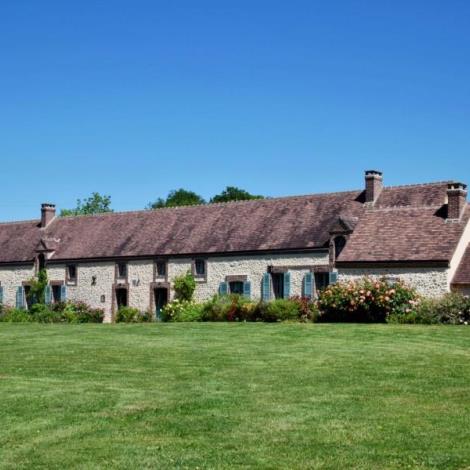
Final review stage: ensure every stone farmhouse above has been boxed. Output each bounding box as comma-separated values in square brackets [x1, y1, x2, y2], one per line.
[0, 170, 469, 322]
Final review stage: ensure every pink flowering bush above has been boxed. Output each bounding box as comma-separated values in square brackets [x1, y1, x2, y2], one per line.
[317, 277, 420, 323]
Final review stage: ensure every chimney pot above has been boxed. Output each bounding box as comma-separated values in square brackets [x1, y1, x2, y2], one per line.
[41, 203, 56, 228]
[365, 170, 383, 204]
[447, 183, 467, 220]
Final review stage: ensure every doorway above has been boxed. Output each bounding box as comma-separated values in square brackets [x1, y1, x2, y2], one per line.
[115, 287, 128, 309]
[154, 287, 168, 320]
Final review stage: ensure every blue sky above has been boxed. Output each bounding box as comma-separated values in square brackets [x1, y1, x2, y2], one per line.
[1, 0, 469, 221]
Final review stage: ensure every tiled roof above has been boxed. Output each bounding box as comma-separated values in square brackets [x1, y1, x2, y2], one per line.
[0, 220, 42, 263]
[0, 181, 467, 264]
[337, 205, 470, 263]
[41, 191, 365, 260]
[452, 245, 470, 285]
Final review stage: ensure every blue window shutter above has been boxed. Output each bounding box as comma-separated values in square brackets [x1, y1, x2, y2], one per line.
[218, 282, 228, 296]
[243, 281, 251, 299]
[60, 285, 67, 301]
[283, 272, 291, 299]
[303, 273, 313, 299]
[329, 271, 338, 285]
[262, 273, 271, 301]
[45, 285, 52, 305]
[0, 286, 3, 304]
[16, 286, 24, 309]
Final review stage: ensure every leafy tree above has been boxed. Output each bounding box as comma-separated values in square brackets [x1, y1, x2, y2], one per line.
[147, 189, 205, 209]
[210, 186, 264, 203]
[61, 192, 113, 216]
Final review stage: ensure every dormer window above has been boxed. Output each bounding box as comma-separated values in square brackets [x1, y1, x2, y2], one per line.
[334, 236, 347, 259]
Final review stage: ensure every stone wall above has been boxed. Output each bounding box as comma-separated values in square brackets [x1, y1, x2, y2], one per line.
[1, 252, 455, 322]
[0, 265, 35, 306]
[338, 267, 449, 297]
[1, 252, 328, 322]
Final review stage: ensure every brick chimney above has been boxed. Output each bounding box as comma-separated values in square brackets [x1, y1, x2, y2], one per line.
[447, 183, 467, 220]
[41, 203, 56, 228]
[365, 170, 383, 204]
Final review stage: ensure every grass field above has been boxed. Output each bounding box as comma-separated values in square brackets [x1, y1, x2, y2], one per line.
[0, 324, 469, 469]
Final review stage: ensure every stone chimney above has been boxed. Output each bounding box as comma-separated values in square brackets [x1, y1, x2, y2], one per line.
[447, 183, 467, 220]
[41, 203, 56, 228]
[365, 170, 383, 204]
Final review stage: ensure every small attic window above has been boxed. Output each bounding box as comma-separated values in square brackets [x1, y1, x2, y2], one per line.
[156, 260, 167, 277]
[334, 236, 347, 259]
[67, 265, 77, 284]
[38, 254, 46, 271]
[117, 263, 127, 279]
[193, 259, 207, 279]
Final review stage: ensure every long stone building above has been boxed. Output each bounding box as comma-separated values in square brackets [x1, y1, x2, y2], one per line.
[0, 170, 469, 322]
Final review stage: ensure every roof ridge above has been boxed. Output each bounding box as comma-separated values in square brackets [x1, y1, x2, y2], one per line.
[383, 180, 453, 190]
[369, 205, 442, 212]
[0, 218, 39, 226]
[56, 189, 364, 221]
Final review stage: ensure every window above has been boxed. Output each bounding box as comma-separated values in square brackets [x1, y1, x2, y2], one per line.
[38, 254, 46, 271]
[194, 259, 206, 277]
[24, 285, 32, 310]
[334, 236, 347, 259]
[156, 261, 167, 277]
[271, 273, 285, 299]
[229, 281, 244, 295]
[117, 263, 127, 279]
[52, 285, 61, 303]
[67, 264, 77, 284]
[314, 272, 329, 292]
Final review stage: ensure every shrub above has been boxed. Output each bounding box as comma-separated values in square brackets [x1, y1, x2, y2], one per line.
[161, 300, 203, 322]
[201, 295, 255, 322]
[116, 306, 153, 323]
[431, 292, 470, 324]
[0, 307, 32, 323]
[63, 301, 104, 323]
[29, 303, 63, 323]
[389, 293, 470, 325]
[318, 278, 420, 323]
[173, 271, 196, 301]
[286, 296, 319, 322]
[255, 299, 300, 322]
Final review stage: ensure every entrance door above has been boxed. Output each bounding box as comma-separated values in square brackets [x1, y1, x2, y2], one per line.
[115, 288, 128, 309]
[154, 288, 168, 320]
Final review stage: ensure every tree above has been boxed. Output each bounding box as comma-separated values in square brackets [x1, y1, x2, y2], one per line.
[61, 192, 113, 216]
[210, 186, 264, 203]
[147, 189, 205, 209]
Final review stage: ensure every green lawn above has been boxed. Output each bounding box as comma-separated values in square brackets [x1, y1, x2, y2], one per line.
[0, 324, 469, 469]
